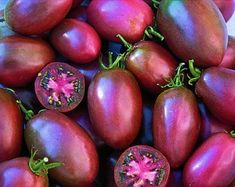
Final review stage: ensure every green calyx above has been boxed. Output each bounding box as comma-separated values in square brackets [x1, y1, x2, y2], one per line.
[16, 100, 34, 121]
[144, 26, 164, 41]
[160, 62, 186, 88]
[29, 149, 64, 176]
[152, 0, 160, 9]
[187, 59, 202, 85]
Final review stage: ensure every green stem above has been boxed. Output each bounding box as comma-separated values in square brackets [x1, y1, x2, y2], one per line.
[99, 52, 126, 70]
[152, 0, 160, 8]
[16, 100, 34, 121]
[230, 130, 235, 138]
[187, 59, 202, 86]
[144, 26, 164, 41]
[160, 63, 186, 88]
[116, 34, 133, 50]
[29, 149, 63, 176]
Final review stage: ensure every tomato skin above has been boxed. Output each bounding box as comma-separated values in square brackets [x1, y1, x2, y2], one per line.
[0, 157, 48, 187]
[126, 41, 177, 94]
[195, 67, 235, 126]
[219, 36, 235, 69]
[153, 87, 201, 168]
[198, 102, 234, 142]
[24, 110, 99, 186]
[4, 0, 73, 35]
[88, 68, 142, 149]
[183, 132, 235, 187]
[87, 0, 154, 43]
[157, 0, 227, 67]
[50, 19, 101, 64]
[0, 89, 22, 163]
[0, 36, 55, 87]
[213, 0, 235, 22]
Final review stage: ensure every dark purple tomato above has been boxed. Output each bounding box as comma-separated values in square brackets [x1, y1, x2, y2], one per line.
[0, 157, 48, 186]
[4, 0, 73, 35]
[66, 104, 105, 148]
[125, 41, 177, 94]
[87, 0, 154, 43]
[0, 88, 22, 162]
[0, 35, 55, 87]
[157, 0, 228, 67]
[34, 62, 85, 112]
[198, 102, 234, 143]
[67, 5, 88, 22]
[88, 68, 142, 149]
[114, 145, 170, 187]
[24, 110, 99, 186]
[153, 87, 201, 168]
[50, 19, 101, 64]
[213, 0, 235, 22]
[195, 67, 235, 125]
[219, 36, 235, 69]
[167, 169, 183, 187]
[183, 132, 235, 187]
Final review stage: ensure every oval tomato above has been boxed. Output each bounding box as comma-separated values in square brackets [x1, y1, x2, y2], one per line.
[88, 68, 142, 149]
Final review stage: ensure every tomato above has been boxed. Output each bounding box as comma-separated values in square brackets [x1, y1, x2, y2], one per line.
[4, 0, 73, 35]
[195, 67, 235, 125]
[153, 86, 201, 168]
[198, 102, 234, 143]
[88, 68, 142, 149]
[157, 0, 228, 67]
[0, 35, 55, 87]
[0, 157, 48, 187]
[0, 88, 22, 162]
[213, 0, 235, 22]
[183, 132, 235, 187]
[50, 19, 101, 64]
[87, 0, 154, 43]
[114, 145, 170, 187]
[219, 36, 235, 69]
[34, 62, 85, 112]
[124, 40, 177, 94]
[24, 110, 99, 186]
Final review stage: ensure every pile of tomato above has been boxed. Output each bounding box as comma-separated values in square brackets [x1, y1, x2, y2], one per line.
[0, 0, 234, 186]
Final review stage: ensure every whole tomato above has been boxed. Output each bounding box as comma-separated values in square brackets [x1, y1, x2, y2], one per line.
[0, 36, 55, 87]
[88, 66, 142, 149]
[24, 110, 99, 186]
[157, 0, 228, 67]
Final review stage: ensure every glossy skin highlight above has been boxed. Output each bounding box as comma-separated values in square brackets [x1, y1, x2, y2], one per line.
[195, 67, 235, 125]
[50, 19, 101, 64]
[88, 68, 142, 149]
[183, 132, 235, 187]
[126, 41, 177, 94]
[157, 0, 228, 67]
[4, 0, 73, 35]
[0, 157, 48, 187]
[0, 89, 22, 162]
[25, 110, 99, 186]
[0, 36, 55, 87]
[87, 0, 154, 43]
[153, 87, 201, 168]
